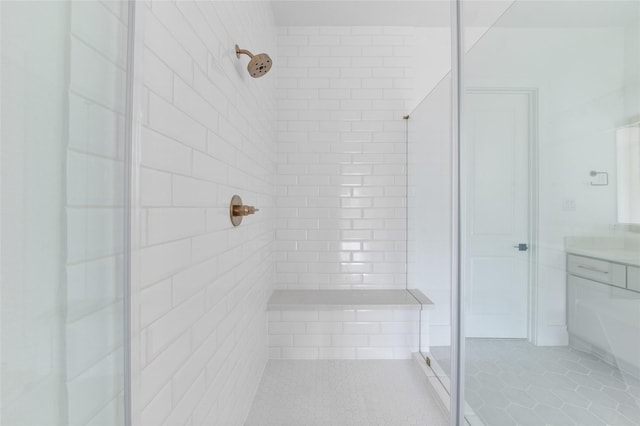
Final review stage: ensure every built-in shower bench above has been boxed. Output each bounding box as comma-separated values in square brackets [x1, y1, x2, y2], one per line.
[267, 289, 433, 360]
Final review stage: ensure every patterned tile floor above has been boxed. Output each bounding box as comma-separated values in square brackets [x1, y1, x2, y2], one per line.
[245, 360, 448, 426]
[431, 339, 640, 426]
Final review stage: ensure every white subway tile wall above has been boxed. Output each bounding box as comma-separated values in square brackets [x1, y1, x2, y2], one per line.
[268, 309, 420, 360]
[135, 2, 276, 425]
[66, 2, 129, 425]
[276, 26, 432, 290]
[132, 9, 447, 424]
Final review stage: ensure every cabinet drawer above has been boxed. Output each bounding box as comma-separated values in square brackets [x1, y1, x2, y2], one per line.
[567, 255, 626, 288]
[628, 266, 640, 292]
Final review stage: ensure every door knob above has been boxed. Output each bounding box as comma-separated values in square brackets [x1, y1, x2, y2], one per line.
[513, 243, 528, 251]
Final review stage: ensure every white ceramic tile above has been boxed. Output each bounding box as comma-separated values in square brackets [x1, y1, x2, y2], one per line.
[189, 231, 228, 264]
[68, 93, 121, 159]
[173, 76, 219, 132]
[140, 125, 192, 175]
[379, 321, 420, 335]
[276, 26, 433, 291]
[331, 334, 370, 347]
[67, 208, 124, 263]
[268, 348, 282, 359]
[319, 347, 357, 359]
[306, 321, 343, 334]
[356, 309, 394, 321]
[431, 339, 640, 426]
[66, 256, 120, 319]
[293, 334, 332, 347]
[66, 348, 124, 425]
[269, 322, 306, 335]
[146, 207, 205, 245]
[140, 333, 192, 407]
[70, 38, 125, 112]
[140, 279, 172, 327]
[246, 360, 448, 426]
[136, 2, 277, 423]
[140, 382, 172, 426]
[67, 151, 123, 207]
[144, 10, 193, 84]
[140, 167, 172, 207]
[142, 47, 173, 101]
[139, 239, 191, 286]
[171, 175, 218, 207]
[148, 92, 207, 151]
[343, 321, 380, 334]
[192, 150, 228, 184]
[281, 310, 319, 322]
[66, 303, 122, 379]
[146, 294, 205, 359]
[282, 347, 319, 360]
[356, 347, 395, 359]
[162, 373, 206, 426]
[268, 335, 293, 347]
[392, 347, 416, 359]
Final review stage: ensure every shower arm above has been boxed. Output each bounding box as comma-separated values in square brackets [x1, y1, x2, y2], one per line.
[235, 45, 254, 59]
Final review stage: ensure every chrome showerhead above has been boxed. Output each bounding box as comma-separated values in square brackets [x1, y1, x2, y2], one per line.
[235, 44, 272, 78]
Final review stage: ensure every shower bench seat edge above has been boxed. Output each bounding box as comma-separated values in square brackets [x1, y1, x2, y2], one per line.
[267, 288, 434, 311]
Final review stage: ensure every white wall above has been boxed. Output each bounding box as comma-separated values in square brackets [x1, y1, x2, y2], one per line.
[466, 26, 628, 345]
[413, 21, 635, 347]
[276, 26, 449, 290]
[132, 2, 277, 425]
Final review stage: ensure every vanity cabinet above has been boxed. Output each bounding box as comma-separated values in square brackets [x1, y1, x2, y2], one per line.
[628, 266, 640, 292]
[567, 254, 626, 288]
[567, 254, 640, 376]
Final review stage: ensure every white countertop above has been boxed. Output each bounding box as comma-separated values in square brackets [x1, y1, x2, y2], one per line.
[565, 246, 640, 267]
[565, 235, 640, 267]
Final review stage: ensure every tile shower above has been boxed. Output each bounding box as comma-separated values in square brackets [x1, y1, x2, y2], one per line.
[132, 1, 450, 422]
[2, 1, 640, 426]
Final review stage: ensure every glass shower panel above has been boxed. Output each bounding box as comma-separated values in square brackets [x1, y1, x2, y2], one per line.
[406, 4, 454, 410]
[407, 74, 453, 391]
[1, 1, 130, 425]
[460, 1, 640, 425]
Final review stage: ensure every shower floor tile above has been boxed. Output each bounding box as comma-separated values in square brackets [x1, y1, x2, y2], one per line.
[245, 359, 448, 426]
[431, 339, 640, 426]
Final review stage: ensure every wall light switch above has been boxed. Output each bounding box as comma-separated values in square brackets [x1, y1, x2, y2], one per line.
[563, 198, 576, 211]
[589, 171, 609, 186]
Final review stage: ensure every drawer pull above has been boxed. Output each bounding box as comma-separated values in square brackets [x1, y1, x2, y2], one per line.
[577, 264, 609, 274]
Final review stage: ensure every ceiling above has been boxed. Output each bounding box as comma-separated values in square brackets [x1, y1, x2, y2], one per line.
[270, 0, 640, 28]
[270, 1, 453, 26]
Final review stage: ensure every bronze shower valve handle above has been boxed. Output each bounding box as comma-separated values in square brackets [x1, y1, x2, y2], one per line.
[232, 204, 259, 217]
[229, 195, 259, 226]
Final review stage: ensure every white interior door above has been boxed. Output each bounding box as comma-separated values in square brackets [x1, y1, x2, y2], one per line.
[464, 92, 530, 338]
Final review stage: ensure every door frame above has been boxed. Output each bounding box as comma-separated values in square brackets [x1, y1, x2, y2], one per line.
[464, 87, 540, 344]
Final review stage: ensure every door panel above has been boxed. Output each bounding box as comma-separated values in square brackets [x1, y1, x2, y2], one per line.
[465, 92, 530, 338]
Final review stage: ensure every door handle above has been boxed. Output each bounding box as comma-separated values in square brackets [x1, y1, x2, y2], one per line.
[513, 243, 528, 251]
